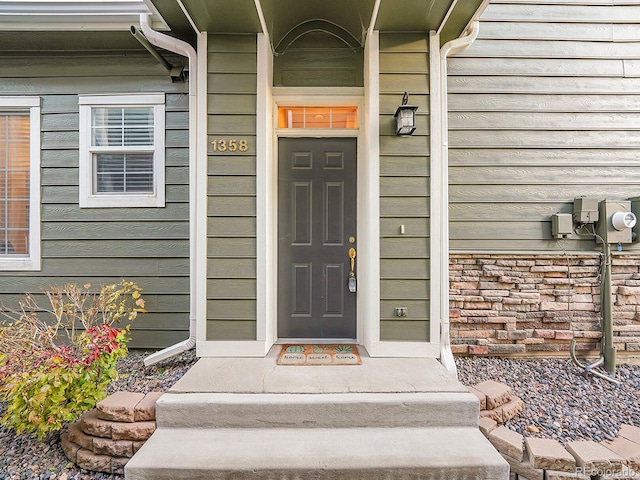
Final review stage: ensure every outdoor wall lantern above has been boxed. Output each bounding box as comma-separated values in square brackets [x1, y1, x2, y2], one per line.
[394, 92, 418, 136]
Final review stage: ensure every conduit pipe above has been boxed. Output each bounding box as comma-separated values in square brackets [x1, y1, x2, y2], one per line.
[431, 21, 479, 375]
[138, 13, 198, 366]
[570, 243, 620, 384]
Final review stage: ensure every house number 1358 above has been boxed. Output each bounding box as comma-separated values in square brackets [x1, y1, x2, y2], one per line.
[211, 139, 249, 152]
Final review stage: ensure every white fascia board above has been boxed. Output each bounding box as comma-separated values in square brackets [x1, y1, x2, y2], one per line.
[0, 1, 168, 31]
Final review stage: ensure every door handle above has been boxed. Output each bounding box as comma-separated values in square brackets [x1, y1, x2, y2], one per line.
[348, 247, 357, 293]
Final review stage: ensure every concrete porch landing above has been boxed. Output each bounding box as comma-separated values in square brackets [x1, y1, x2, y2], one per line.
[125, 347, 509, 480]
[168, 345, 470, 394]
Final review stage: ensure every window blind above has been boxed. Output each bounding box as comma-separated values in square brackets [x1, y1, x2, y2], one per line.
[0, 114, 30, 256]
[91, 107, 154, 194]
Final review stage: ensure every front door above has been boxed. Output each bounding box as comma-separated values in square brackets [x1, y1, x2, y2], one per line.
[278, 137, 357, 338]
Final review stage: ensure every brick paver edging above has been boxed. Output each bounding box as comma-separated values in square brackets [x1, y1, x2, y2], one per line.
[476, 382, 640, 480]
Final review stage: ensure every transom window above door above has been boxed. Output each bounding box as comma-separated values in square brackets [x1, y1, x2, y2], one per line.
[277, 107, 358, 129]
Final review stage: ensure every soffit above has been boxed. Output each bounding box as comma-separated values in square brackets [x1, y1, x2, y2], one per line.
[151, 0, 485, 47]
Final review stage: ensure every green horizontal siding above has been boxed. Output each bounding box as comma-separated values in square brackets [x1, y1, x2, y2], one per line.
[450, 1, 640, 253]
[379, 33, 430, 342]
[206, 34, 257, 341]
[0, 52, 190, 349]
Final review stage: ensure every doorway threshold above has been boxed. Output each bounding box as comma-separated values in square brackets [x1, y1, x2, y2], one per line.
[275, 338, 357, 345]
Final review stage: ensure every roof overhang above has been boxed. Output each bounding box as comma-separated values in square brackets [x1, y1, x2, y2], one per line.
[0, 1, 167, 31]
[149, 0, 488, 47]
[0, 0, 489, 54]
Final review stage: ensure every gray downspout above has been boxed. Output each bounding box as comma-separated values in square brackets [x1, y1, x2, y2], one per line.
[138, 13, 198, 366]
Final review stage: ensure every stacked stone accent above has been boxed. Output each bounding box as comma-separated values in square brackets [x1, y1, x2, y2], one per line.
[450, 254, 640, 355]
[468, 380, 524, 424]
[61, 391, 162, 475]
[482, 421, 640, 480]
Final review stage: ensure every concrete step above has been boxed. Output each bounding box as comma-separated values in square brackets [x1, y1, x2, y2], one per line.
[125, 426, 509, 480]
[155, 391, 481, 429]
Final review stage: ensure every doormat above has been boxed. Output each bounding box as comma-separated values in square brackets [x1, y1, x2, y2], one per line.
[277, 344, 361, 365]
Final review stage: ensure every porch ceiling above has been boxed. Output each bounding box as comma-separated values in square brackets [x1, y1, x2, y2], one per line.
[149, 0, 486, 46]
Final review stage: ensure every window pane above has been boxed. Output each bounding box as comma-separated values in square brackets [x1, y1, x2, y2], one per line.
[0, 114, 30, 256]
[277, 107, 358, 129]
[92, 107, 153, 146]
[95, 153, 153, 193]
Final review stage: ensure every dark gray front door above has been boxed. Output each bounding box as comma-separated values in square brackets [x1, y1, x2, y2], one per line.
[278, 137, 357, 338]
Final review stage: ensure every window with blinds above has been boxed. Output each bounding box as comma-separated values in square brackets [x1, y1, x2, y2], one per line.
[91, 107, 154, 194]
[79, 94, 165, 208]
[0, 113, 30, 256]
[0, 96, 40, 271]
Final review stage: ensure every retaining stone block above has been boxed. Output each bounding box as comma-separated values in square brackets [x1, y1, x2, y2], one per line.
[112, 457, 130, 476]
[602, 437, 640, 471]
[619, 424, 640, 445]
[479, 417, 498, 436]
[76, 448, 112, 474]
[93, 437, 134, 458]
[474, 380, 512, 410]
[467, 386, 486, 410]
[489, 426, 524, 462]
[480, 407, 503, 424]
[134, 392, 163, 422]
[61, 433, 80, 464]
[111, 420, 156, 441]
[544, 471, 589, 480]
[80, 409, 114, 439]
[501, 452, 544, 480]
[525, 437, 576, 472]
[501, 396, 525, 423]
[63, 391, 160, 475]
[97, 391, 145, 423]
[68, 421, 93, 450]
[566, 441, 626, 474]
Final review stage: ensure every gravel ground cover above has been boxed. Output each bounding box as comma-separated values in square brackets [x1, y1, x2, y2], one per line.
[0, 350, 197, 480]
[456, 356, 640, 444]
[1, 353, 638, 479]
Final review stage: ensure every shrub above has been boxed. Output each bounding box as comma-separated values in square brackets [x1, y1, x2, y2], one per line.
[0, 280, 146, 439]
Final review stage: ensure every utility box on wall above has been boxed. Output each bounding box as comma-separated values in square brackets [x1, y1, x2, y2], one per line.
[630, 196, 640, 242]
[573, 196, 599, 224]
[597, 200, 636, 244]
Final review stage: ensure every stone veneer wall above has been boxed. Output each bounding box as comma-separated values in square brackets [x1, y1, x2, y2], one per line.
[450, 254, 640, 355]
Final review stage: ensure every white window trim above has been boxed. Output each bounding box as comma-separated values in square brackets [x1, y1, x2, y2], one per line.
[0, 96, 41, 271]
[79, 93, 165, 208]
